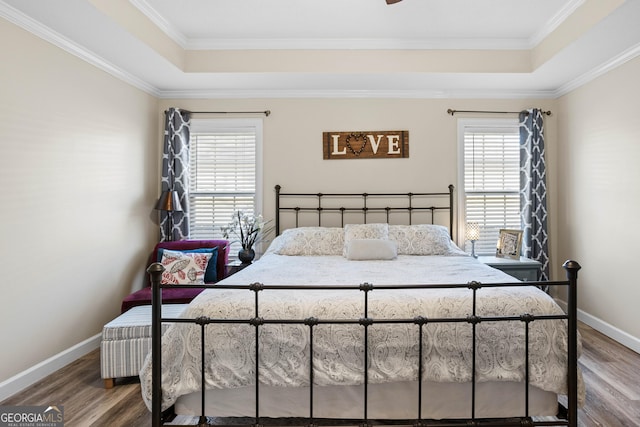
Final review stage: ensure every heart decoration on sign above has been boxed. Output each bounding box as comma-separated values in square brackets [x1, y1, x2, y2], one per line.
[345, 133, 367, 156]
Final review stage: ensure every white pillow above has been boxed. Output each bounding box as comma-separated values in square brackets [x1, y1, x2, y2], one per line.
[345, 239, 398, 260]
[273, 227, 344, 256]
[389, 224, 463, 255]
[343, 223, 389, 257]
[159, 249, 212, 284]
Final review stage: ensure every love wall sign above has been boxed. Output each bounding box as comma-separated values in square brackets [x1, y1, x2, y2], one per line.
[323, 131, 409, 160]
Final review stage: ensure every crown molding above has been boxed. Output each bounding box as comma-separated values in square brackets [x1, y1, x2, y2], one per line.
[129, 0, 188, 48]
[156, 88, 558, 100]
[185, 37, 529, 51]
[554, 41, 640, 97]
[0, 0, 160, 97]
[529, 0, 585, 48]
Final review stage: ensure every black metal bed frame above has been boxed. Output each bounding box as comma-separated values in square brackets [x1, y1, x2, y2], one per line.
[274, 184, 455, 238]
[149, 185, 580, 427]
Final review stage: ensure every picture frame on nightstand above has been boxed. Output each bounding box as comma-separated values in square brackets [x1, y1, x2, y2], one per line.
[496, 229, 523, 259]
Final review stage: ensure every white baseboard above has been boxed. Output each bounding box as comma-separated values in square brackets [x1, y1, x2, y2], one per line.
[555, 299, 640, 354]
[0, 333, 101, 402]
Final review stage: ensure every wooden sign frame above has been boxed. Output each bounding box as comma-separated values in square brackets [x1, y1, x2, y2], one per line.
[323, 131, 409, 160]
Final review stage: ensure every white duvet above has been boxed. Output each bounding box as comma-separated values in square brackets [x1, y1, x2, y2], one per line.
[140, 253, 583, 411]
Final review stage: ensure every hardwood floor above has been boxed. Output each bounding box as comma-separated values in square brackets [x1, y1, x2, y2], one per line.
[2, 322, 639, 427]
[573, 323, 640, 426]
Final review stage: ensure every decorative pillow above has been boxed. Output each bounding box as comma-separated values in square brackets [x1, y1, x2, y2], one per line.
[265, 234, 284, 254]
[274, 227, 344, 256]
[389, 224, 462, 255]
[157, 247, 219, 282]
[159, 249, 213, 284]
[345, 239, 398, 260]
[343, 223, 389, 257]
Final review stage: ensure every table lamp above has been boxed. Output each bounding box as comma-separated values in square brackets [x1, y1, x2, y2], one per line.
[466, 222, 480, 258]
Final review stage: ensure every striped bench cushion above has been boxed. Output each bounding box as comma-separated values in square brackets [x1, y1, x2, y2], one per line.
[102, 304, 188, 341]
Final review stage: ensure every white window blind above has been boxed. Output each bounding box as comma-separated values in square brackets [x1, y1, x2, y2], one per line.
[188, 121, 259, 251]
[462, 123, 521, 255]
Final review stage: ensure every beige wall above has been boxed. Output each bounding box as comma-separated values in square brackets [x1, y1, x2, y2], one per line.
[158, 98, 558, 264]
[557, 56, 640, 343]
[0, 19, 159, 383]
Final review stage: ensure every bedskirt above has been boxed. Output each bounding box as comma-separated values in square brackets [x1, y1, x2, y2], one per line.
[174, 380, 558, 419]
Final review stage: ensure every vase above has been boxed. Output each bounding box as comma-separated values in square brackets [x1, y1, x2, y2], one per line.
[238, 248, 255, 264]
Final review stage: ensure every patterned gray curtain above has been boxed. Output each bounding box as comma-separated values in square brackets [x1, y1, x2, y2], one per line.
[519, 109, 549, 281]
[160, 108, 191, 241]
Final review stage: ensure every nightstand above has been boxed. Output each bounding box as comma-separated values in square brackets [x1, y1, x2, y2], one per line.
[477, 256, 541, 281]
[225, 260, 251, 278]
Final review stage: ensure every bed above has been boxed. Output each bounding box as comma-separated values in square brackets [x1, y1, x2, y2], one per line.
[140, 185, 582, 427]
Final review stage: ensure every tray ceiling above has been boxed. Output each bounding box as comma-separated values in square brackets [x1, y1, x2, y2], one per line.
[2, 0, 639, 98]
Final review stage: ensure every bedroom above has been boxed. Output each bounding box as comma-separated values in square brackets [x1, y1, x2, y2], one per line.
[1, 0, 639, 425]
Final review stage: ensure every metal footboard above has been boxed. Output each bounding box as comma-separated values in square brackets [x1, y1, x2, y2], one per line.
[148, 261, 580, 427]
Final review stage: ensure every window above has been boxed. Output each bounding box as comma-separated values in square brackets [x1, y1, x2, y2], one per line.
[188, 119, 262, 255]
[459, 119, 520, 255]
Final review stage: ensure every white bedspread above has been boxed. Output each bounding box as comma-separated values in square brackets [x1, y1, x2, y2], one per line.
[140, 254, 583, 411]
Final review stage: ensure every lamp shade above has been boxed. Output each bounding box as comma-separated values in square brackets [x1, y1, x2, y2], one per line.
[154, 190, 183, 212]
[465, 222, 480, 241]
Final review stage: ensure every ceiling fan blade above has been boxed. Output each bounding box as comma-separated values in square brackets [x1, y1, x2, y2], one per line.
[386, 0, 403, 4]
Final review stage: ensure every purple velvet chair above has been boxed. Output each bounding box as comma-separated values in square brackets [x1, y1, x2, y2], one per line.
[121, 240, 229, 313]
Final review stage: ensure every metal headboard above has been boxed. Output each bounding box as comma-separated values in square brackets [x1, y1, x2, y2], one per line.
[275, 184, 455, 239]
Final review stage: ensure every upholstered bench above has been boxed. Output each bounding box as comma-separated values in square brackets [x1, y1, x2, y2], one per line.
[100, 303, 188, 388]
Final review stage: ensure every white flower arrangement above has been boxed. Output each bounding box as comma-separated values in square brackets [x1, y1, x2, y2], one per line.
[221, 211, 273, 250]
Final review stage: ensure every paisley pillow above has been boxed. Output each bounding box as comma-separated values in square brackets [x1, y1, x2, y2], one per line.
[274, 227, 344, 256]
[157, 247, 219, 282]
[160, 249, 212, 284]
[389, 224, 463, 255]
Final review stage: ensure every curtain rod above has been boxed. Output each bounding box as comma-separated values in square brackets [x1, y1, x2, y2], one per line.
[447, 109, 551, 116]
[167, 109, 271, 116]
